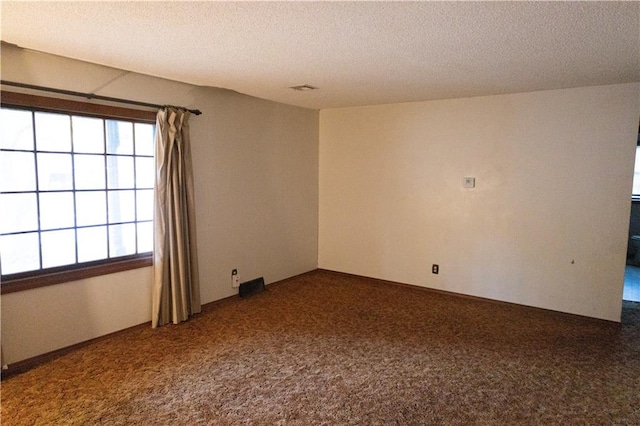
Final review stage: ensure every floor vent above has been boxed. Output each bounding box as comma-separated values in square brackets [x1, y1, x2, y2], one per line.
[239, 277, 266, 298]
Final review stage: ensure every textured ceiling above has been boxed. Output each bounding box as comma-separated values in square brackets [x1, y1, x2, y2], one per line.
[1, 1, 639, 109]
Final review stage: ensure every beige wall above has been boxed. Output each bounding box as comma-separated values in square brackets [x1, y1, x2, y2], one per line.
[319, 84, 640, 322]
[1, 45, 319, 364]
[188, 87, 319, 304]
[2, 268, 153, 363]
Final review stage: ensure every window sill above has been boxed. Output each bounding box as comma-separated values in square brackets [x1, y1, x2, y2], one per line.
[1, 254, 152, 294]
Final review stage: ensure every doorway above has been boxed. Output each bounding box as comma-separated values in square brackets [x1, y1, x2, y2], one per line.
[624, 266, 640, 302]
[624, 123, 640, 302]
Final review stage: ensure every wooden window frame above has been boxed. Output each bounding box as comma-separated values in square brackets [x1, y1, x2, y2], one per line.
[1, 91, 157, 294]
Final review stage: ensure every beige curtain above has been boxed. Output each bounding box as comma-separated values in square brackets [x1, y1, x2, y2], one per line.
[152, 108, 201, 328]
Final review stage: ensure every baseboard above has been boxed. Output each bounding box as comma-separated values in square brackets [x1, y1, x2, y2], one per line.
[316, 268, 620, 325]
[1, 321, 151, 380]
[15, 267, 606, 379]
[1, 269, 319, 380]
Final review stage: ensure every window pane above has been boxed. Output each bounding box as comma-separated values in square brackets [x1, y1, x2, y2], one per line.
[106, 120, 133, 154]
[0, 193, 38, 233]
[135, 123, 154, 156]
[0, 108, 33, 150]
[39, 192, 75, 230]
[76, 191, 107, 226]
[0, 151, 36, 192]
[107, 156, 134, 189]
[75, 154, 106, 190]
[72, 116, 104, 153]
[41, 229, 76, 268]
[136, 157, 154, 188]
[109, 223, 136, 257]
[108, 190, 135, 223]
[0, 232, 40, 274]
[136, 189, 153, 221]
[35, 112, 71, 152]
[37, 153, 73, 190]
[77, 226, 107, 263]
[137, 221, 153, 253]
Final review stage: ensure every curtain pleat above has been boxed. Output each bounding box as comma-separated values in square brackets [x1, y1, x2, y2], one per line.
[152, 108, 201, 328]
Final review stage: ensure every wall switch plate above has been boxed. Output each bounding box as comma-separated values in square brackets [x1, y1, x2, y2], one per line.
[463, 177, 475, 188]
[232, 269, 240, 288]
[432, 264, 439, 274]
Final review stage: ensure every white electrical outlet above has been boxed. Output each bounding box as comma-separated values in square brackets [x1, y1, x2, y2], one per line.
[232, 269, 240, 288]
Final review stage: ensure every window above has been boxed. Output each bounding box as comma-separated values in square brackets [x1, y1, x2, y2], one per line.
[0, 92, 157, 293]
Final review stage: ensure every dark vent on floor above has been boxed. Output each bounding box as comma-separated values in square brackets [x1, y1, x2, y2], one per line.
[239, 277, 266, 298]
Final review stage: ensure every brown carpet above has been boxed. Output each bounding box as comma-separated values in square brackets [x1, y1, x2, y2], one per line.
[2, 270, 640, 425]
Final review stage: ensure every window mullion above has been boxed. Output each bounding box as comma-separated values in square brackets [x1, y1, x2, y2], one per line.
[133, 125, 139, 254]
[103, 119, 111, 259]
[32, 110, 44, 271]
[70, 114, 79, 264]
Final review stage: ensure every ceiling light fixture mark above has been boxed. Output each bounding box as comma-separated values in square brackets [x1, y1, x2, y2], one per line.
[290, 84, 318, 91]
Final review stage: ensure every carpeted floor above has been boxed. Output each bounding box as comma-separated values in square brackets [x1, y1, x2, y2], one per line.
[2, 270, 639, 425]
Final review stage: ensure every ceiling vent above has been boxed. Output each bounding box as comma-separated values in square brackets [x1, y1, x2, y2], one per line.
[289, 84, 318, 91]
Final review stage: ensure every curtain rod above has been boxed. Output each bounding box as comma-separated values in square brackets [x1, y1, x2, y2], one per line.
[0, 80, 202, 115]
